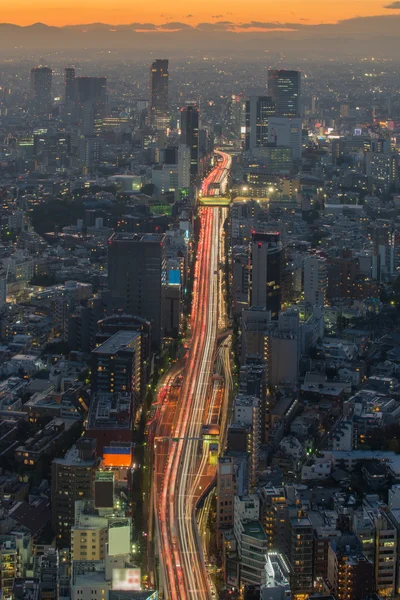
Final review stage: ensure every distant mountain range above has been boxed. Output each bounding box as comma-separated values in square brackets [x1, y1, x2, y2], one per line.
[1, 15, 400, 58]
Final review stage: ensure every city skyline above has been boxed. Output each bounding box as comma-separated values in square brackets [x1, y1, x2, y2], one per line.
[2, 0, 400, 27]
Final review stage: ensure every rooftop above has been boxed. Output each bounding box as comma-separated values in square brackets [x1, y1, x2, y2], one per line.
[109, 232, 165, 244]
[92, 330, 140, 355]
[242, 520, 268, 541]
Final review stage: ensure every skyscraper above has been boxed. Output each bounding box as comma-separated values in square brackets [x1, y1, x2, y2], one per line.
[30, 66, 52, 114]
[180, 105, 199, 183]
[64, 66, 75, 104]
[108, 233, 166, 348]
[268, 70, 301, 117]
[249, 232, 283, 318]
[51, 438, 99, 548]
[268, 116, 302, 161]
[149, 59, 169, 130]
[245, 96, 275, 151]
[303, 255, 328, 307]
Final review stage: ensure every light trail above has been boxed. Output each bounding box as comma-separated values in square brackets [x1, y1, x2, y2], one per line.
[155, 151, 232, 600]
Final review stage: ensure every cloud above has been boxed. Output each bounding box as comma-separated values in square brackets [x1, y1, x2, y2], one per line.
[212, 15, 224, 18]
[159, 21, 193, 29]
[185, 14, 193, 18]
[235, 20, 305, 29]
[196, 21, 234, 31]
[385, 1, 400, 7]
[129, 22, 158, 30]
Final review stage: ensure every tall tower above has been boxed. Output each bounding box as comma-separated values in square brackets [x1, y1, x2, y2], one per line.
[250, 231, 283, 318]
[148, 59, 169, 131]
[108, 232, 166, 348]
[180, 105, 199, 183]
[268, 69, 301, 117]
[245, 96, 275, 151]
[30, 66, 52, 114]
[64, 66, 75, 104]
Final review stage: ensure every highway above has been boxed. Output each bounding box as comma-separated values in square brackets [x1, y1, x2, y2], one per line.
[154, 151, 232, 599]
[201, 150, 232, 197]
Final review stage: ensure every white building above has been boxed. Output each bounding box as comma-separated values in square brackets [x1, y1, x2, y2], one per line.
[303, 255, 327, 308]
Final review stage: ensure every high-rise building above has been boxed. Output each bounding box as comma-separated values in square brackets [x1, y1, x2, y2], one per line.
[268, 116, 302, 161]
[74, 77, 107, 108]
[216, 456, 237, 547]
[30, 66, 52, 114]
[268, 69, 301, 117]
[148, 59, 169, 130]
[288, 516, 314, 599]
[178, 144, 191, 189]
[304, 255, 328, 307]
[51, 438, 99, 548]
[365, 151, 398, 191]
[180, 105, 200, 183]
[249, 232, 283, 318]
[73, 77, 107, 134]
[65, 67, 76, 104]
[245, 96, 275, 151]
[91, 330, 142, 398]
[326, 536, 375, 600]
[108, 233, 166, 348]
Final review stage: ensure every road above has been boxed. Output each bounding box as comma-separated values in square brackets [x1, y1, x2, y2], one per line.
[155, 151, 232, 599]
[202, 150, 232, 197]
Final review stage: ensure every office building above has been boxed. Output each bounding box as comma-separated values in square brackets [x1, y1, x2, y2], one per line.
[74, 76, 107, 109]
[65, 66, 76, 104]
[288, 516, 314, 599]
[178, 144, 191, 189]
[30, 66, 52, 115]
[365, 151, 398, 191]
[51, 438, 99, 548]
[86, 393, 134, 456]
[148, 59, 169, 130]
[180, 105, 200, 183]
[304, 255, 328, 307]
[71, 501, 109, 561]
[217, 456, 237, 546]
[268, 116, 302, 161]
[245, 96, 275, 151]
[108, 233, 166, 348]
[249, 232, 283, 318]
[234, 518, 268, 586]
[268, 70, 301, 117]
[326, 536, 374, 600]
[232, 248, 249, 316]
[91, 330, 141, 398]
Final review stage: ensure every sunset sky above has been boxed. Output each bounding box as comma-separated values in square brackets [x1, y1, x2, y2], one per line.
[1, 0, 398, 27]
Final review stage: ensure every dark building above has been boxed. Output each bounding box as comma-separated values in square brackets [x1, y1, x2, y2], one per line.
[160, 146, 178, 165]
[148, 59, 169, 130]
[288, 516, 314, 598]
[64, 66, 75, 104]
[180, 105, 200, 183]
[67, 297, 105, 353]
[250, 232, 283, 318]
[96, 313, 152, 390]
[108, 233, 166, 348]
[245, 96, 275, 151]
[94, 471, 114, 509]
[30, 66, 52, 115]
[86, 392, 134, 456]
[91, 330, 142, 399]
[326, 536, 375, 600]
[51, 438, 98, 548]
[268, 69, 301, 117]
[73, 76, 107, 108]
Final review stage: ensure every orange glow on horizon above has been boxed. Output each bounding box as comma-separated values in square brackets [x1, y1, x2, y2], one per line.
[0, 0, 397, 28]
